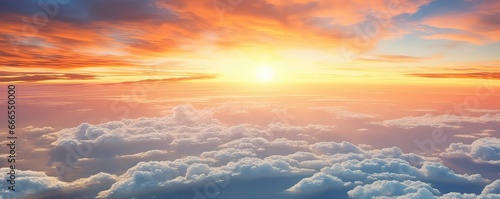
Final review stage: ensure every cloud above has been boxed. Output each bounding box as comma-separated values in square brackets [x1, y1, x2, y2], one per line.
[7, 104, 497, 198]
[286, 173, 345, 192]
[209, 101, 272, 115]
[408, 109, 438, 112]
[467, 110, 500, 113]
[347, 180, 440, 199]
[409, 72, 500, 80]
[360, 54, 441, 63]
[422, 0, 500, 44]
[310, 106, 377, 119]
[373, 113, 500, 129]
[119, 74, 220, 84]
[310, 141, 363, 155]
[419, 161, 485, 183]
[97, 156, 314, 198]
[171, 104, 220, 126]
[23, 125, 56, 135]
[454, 129, 495, 139]
[482, 180, 500, 195]
[347, 179, 500, 199]
[0, 0, 433, 78]
[440, 137, 500, 164]
[439, 179, 500, 198]
[0, 0, 207, 75]
[0, 169, 66, 198]
[0, 72, 97, 82]
[422, 33, 485, 45]
[454, 134, 481, 139]
[0, 169, 117, 199]
[97, 144, 486, 198]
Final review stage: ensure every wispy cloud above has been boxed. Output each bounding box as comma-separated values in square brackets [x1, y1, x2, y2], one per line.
[0, 72, 97, 82]
[422, 0, 500, 44]
[373, 113, 500, 129]
[409, 72, 500, 80]
[360, 54, 441, 63]
[119, 74, 220, 84]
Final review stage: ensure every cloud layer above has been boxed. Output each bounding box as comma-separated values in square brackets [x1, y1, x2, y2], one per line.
[374, 113, 500, 129]
[4, 105, 499, 199]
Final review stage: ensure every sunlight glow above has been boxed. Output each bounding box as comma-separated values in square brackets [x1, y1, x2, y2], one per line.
[256, 65, 275, 82]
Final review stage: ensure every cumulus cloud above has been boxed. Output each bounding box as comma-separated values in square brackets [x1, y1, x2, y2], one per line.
[94, 139, 486, 198]
[439, 179, 500, 199]
[482, 180, 500, 195]
[0, 169, 117, 199]
[7, 104, 498, 199]
[347, 180, 440, 199]
[0, 169, 66, 198]
[286, 152, 484, 191]
[441, 137, 500, 164]
[348, 179, 500, 199]
[310, 141, 363, 155]
[286, 173, 345, 192]
[97, 157, 314, 198]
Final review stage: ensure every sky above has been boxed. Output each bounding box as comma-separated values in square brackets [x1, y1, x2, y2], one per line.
[0, 0, 499, 199]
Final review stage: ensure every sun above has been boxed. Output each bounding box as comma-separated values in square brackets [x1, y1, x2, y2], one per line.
[256, 65, 275, 82]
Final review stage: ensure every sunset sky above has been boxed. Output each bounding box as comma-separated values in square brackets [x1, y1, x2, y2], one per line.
[0, 0, 499, 84]
[0, 0, 499, 199]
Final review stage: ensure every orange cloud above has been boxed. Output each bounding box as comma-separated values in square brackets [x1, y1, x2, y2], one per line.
[0, 72, 97, 82]
[360, 54, 441, 63]
[422, 33, 485, 45]
[0, 0, 438, 83]
[409, 72, 500, 80]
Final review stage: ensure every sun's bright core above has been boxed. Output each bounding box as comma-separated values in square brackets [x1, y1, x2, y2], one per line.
[256, 66, 275, 82]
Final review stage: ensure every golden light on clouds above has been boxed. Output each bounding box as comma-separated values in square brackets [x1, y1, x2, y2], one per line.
[0, 0, 498, 85]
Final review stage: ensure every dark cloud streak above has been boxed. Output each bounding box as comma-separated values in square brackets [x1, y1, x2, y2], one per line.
[0, 72, 97, 82]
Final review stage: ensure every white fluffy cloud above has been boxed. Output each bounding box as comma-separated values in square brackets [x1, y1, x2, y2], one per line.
[441, 137, 500, 164]
[0, 169, 116, 199]
[310, 141, 363, 155]
[8, 104, 499, 199]
[97, 156, 314, 198]
[96, 140, 489, 198]
[347, 180, 500, 199]
[284, 153, 486, 194]
[0, 169, 67, 198]
[347, 180, 440, 199]
[482, 180, 500, 195]
[286, 173, 346, 192]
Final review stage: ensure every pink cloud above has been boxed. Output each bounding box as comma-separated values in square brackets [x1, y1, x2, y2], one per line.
[423, 0, 500, 44]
